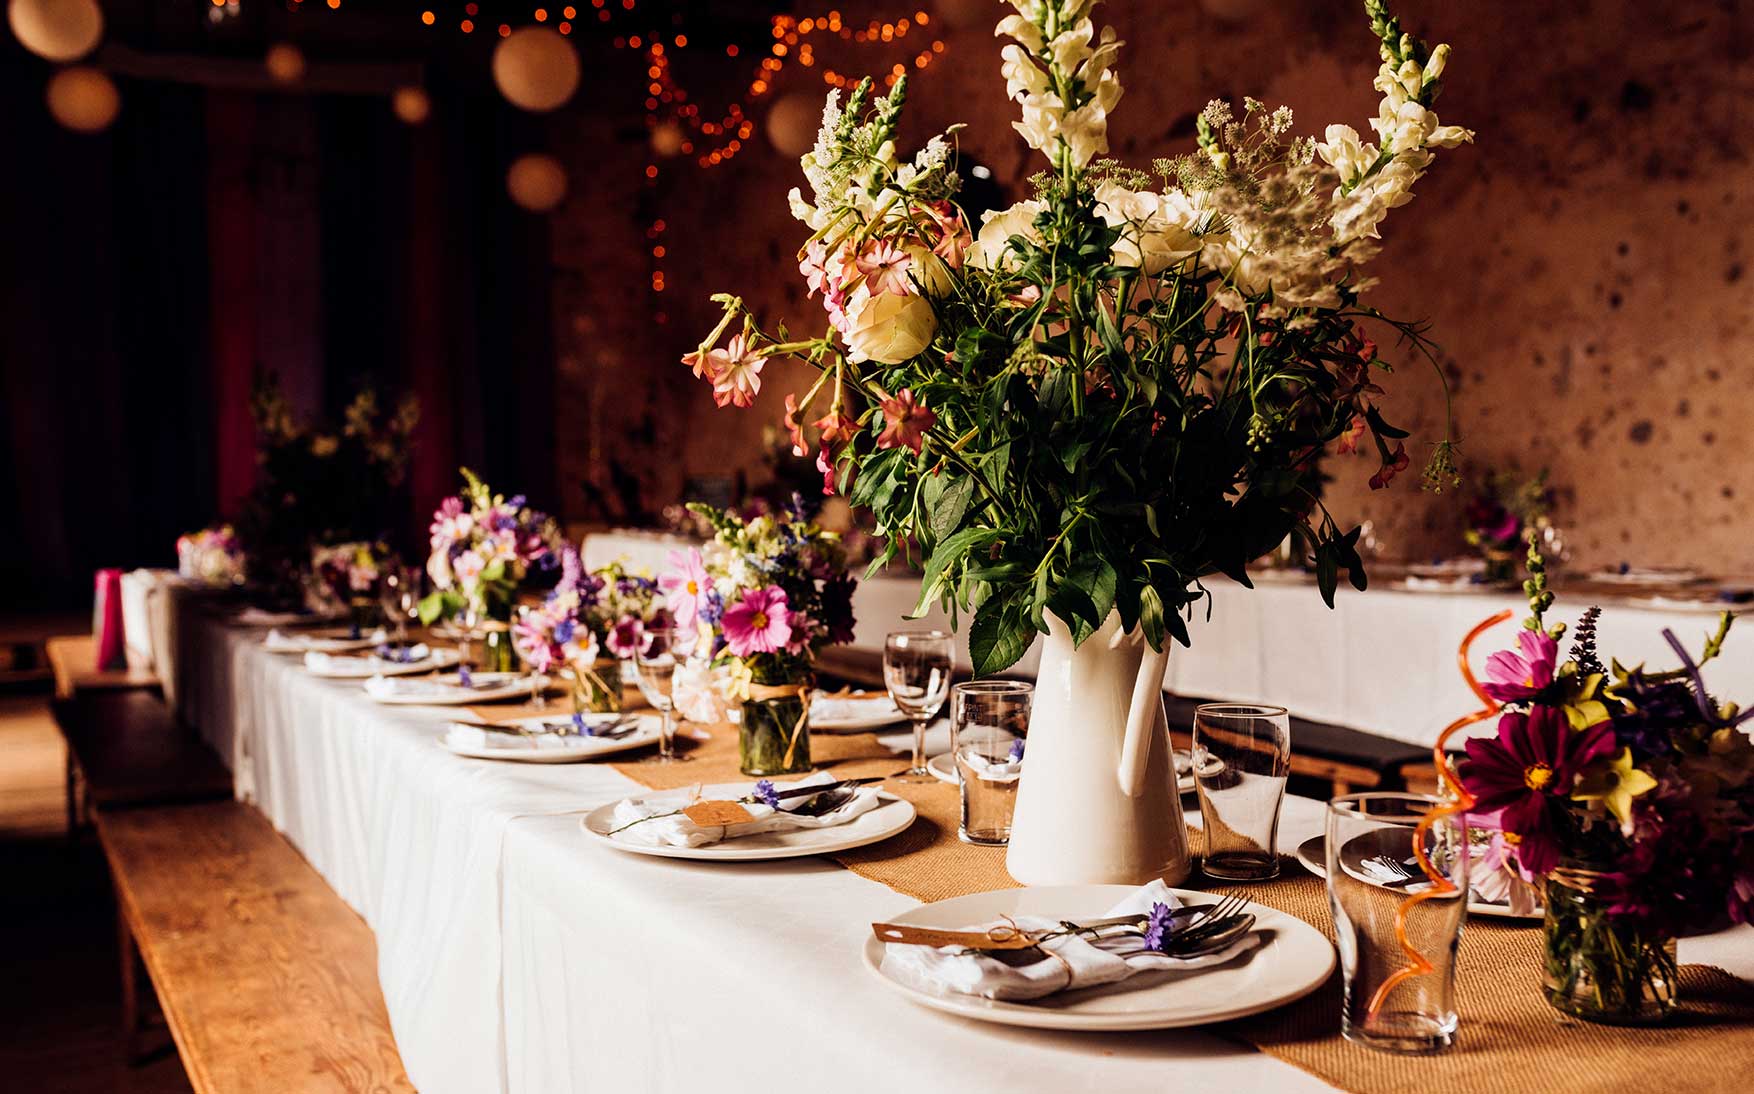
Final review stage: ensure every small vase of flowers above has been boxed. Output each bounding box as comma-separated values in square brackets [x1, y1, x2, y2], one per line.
[312, 540, 394, 636]
[661, 501, 856, 776]
[1457, 545, 1754, 1024]
[513, 548, 666, 715]
[177, 525, 247, 587]
[1463, 468, 1555, 585]
[420, 468, 560, 628]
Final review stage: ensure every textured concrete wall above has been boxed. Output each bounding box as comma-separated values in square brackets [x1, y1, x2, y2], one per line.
[549, 0, 1753, 572]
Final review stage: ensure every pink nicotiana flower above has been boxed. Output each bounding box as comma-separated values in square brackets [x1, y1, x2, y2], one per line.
[660, 548, 712, 627]
[876, 388, 935, 454]
[711, 333, 768, 408]
[1483, 629, 1559, 703]
[722, 586, 792, 658]
[856, 240, 915, 297]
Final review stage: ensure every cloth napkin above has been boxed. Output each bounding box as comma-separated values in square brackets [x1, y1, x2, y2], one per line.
[445, 720, 593, 752]
[810, 693, 904, 725]
[265, 627, 386, 653]
[362, 673, 498, 701]
[304, 644, 432, 678]
[879, 880, 1254, 1002]
[607, 771, 881, 848]
[236, 607, 337, 627]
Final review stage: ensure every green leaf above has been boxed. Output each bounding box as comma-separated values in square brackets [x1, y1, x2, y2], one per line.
[969, 597, 1034, 676]
[417, 590, 457, 626]
[1138, 585, 1165, 650]
[912, 526, 1000, 618]
[929, 475, 977, 542]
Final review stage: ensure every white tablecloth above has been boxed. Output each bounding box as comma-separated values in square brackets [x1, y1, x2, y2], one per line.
[172, 592, 1754, 1094]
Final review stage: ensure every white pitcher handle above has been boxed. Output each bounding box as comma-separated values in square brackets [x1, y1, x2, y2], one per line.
[1117, 641, 1170, 797]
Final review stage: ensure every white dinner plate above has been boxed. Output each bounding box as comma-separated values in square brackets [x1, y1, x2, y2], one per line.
[863, 884, 1334, 1030]
[1588, 566, 1702, 587]
[1294, 835, 1540, 920]
[931, 751, 1196, 794]
[811, 692, 907, 732]
[362, 671, 534, 705]
[581, 782, 916, 861]
[440, 713, 663, 763]
[264, 626, 385, 654]
[305, 648, 462, 679]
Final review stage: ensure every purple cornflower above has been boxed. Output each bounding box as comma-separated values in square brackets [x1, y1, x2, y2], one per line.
[1007, 739, 1026, 763]
[572, 711, 592, 737]
[1141, 902, 1176, 952]
[752, 780, 781, 809]
[458, 663, 473, 688]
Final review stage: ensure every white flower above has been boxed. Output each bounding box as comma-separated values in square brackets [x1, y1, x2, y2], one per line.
[902, 245, 955, 295]
[1094, 182, 1204, 274]
[1315, 124, 1377, 186]
[841, 284, 937, 364]
[967, 199, 1045, 271]
[994, 13, 1043, 52]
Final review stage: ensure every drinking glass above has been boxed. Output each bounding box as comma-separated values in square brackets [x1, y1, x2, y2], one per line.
[456, 600, 483, 671]
[1192, 703, 1290, 880]
[950, 680, 1032, 845]
[883, 630, 953, 781]
[1327, 793, 1469, 1054]
[635, 625, 687, 762]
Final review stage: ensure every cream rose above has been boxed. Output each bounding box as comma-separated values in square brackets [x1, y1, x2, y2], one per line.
[1095, 182, 1203, 275]
[842, 284, 937, 364]
[967, 199, 1045, 271]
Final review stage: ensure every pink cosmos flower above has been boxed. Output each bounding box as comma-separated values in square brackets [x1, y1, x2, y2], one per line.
[605, 615, 648, 659]
[876, 388, 935, 454]
[722, 586, 792, 658]
[857, 240, 915, 297]
[660, 548, 712, 627]
[711, 333, 767, 409]
[1483, 629, 1559, 703]
[453, 549, 486, 588]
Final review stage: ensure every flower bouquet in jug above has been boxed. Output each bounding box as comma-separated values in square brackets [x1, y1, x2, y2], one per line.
[660, 500, 856, 776]
[683, 0, 1472, 883]
[513, 548, 667, 714]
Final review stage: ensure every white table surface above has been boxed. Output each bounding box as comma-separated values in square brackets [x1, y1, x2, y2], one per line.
[171, 591, 1754, 1094]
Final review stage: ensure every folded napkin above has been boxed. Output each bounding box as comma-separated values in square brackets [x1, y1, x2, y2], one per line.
[237, 607, 337, 627]
[305, 644, 432, 677]
[810, 693, 904, 724]
[444, 719, 599, 752]
[363, 673, 488, 701]
[879, 880, 1253, 1002]
[265, 627, 387, 653]
[608, 771, 881, 848]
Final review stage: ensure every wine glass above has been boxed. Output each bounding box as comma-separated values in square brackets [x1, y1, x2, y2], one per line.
[456, 599, 483, 673]
[635, 625, 687, 762]
[883, 630, 954, 781]
[378, 564, 419, 644]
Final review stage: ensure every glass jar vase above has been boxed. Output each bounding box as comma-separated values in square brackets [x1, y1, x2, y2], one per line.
[480, 621, 518, 673]
[1542, 868, 1678, 1024]
[346, 596, 379, 640]
[570, 657, 622, 715]
[739, 660, 812, 776]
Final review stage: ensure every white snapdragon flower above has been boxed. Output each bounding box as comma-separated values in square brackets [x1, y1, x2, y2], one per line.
[1000, 44, 1050, 100]
[966, 199, 1046, 271]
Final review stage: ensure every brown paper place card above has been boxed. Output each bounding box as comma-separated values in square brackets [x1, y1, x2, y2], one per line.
[681, 800, 755, 827]
[871, 922, 1041, 950]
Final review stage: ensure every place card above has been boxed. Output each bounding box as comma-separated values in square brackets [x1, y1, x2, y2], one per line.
[681, 800, 756, 827]
[870, 923, 1042, 950]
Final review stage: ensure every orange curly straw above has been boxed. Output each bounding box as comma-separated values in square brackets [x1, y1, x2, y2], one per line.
[1363, 609, 1512, 1020]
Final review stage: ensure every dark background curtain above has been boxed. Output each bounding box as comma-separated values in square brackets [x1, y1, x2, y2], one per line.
[0, 43, 557, 611]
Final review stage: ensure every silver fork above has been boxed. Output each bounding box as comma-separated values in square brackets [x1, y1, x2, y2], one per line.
[1365, 854, 1421, 883]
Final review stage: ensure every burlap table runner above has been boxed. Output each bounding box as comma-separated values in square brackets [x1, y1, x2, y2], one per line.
[590, 720, 1754, 1093]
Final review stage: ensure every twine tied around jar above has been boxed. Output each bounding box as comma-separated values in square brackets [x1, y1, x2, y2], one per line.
[746, 680, 813, 769]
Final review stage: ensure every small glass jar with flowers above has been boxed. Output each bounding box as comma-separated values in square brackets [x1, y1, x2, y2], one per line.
[661, 501, 857, 776]
[177, 524, 247, 587]
[1456, 546, 1754, 1024]
[311, 540, 395, 636]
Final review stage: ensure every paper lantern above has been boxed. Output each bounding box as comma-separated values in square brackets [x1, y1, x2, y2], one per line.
[392, 86, 431, 125]
[934, 0, 993, 30]
[506, 154, 567, 213]
[264, 43, 306, 84]
[765, 92, 820, 157]
[649, 120, 684, 158]
[492, 28, 579, 113]
[1200, 0, 1270, 21]
[8, 0, 103, 63]
[45, 65, 118, 132]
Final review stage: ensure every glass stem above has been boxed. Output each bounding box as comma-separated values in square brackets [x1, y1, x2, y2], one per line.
[660, 707, 675, 760]
[913, 718, 927, 773]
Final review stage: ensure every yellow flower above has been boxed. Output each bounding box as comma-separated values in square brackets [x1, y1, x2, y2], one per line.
[1571, 747, 1657, 834]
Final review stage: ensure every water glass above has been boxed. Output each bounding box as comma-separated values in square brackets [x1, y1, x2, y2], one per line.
[1327, 793, 1469, 1054]
[635, 626, 687, 762]
[1192, 703, 1290, 880]
[882, 630, 953, 781]
[950, 680, 1032, 845]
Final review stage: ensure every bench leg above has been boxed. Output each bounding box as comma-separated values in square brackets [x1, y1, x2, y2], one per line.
[66, 745, 77, 838]
[119, 904, 145, 1064]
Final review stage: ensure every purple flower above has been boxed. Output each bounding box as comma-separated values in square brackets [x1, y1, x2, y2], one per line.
[1481, 629, 1558, 704]
[458, 663, 473, 688]
[752, 779, 781, 809]
[572, 711, 591, 736]
[1460, 706, 1615, 875]
[1007, 739, 1025, 763]
[1141, 902, 1176, 952]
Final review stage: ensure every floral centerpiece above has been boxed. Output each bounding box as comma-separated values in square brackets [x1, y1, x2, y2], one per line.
[1464, 468, 1555, 584]
[661, 500, 856, 775]
[420, 468, 560, 624]
[513, 547, 667, 713]
[1453, 545, 1754, 1023]
[236, 377, 419, 610]
[684, 0, 1469, 674]
[310, 540, 395, 633]
[177, 524, 246, 587]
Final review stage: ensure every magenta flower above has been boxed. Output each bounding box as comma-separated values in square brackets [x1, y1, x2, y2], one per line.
[660, 548, 712, 627]
[876, 388, 935, 454]
[605, 615, 648, 659]
[1460, 706, 1615, 875]
[722, 586, 792, 658]
[1482, 629, 1559, 703]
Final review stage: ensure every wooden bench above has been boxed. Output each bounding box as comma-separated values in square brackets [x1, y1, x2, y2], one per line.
[96, 801, 415, 1093]
[53, 688, 232, 833]
[44, 634, 159, 700]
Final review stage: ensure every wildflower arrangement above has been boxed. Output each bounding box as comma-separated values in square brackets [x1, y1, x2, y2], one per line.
[513, 547, 667, 671]
[1464, 468, 1554, 582]
[236, 377, 420, 607]
[684, 0, 1471, 673]
[311, 540, 393, 607]
[1451, 543, 1754, 1018]
[419, 468, 561, 623]
[176, 524, 246, 586]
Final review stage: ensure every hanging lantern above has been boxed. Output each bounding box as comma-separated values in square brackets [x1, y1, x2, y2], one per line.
[264, 43, 306, 84]
[765, 92, 820, 157]
[492, 28, 580, 113]
[8, 0, 103, 63]
[392, 86, 431, 125]
[506, 153, 568, 213]
[45, 65, 118, 132]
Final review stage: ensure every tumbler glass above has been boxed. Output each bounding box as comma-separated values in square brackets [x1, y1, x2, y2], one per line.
[950, 680, 1033, 845]
[1327, 793, 1469, 1054]
[1192, 703, 1290, 880]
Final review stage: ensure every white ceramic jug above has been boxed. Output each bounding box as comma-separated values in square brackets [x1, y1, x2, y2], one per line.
[1005, 611, 1191, 886]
